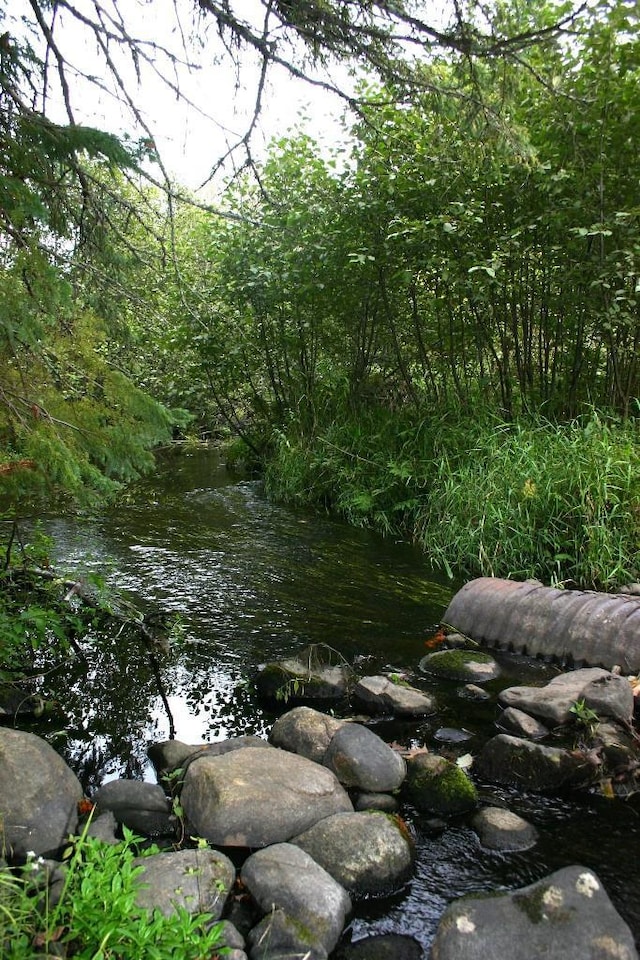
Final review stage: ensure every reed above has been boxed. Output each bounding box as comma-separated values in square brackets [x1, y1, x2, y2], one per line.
[264, 406, 639, 589]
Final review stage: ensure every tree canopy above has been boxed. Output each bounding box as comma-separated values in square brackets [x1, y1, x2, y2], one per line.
[0, 0, 638, 591]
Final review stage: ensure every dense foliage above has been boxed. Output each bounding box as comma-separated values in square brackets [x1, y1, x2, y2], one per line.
[160, 0, 639, 587]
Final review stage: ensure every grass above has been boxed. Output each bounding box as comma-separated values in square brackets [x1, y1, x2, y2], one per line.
[263, 405, 639, 589]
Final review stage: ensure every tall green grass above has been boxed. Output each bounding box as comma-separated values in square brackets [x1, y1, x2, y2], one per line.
[264, 407, 639, 589]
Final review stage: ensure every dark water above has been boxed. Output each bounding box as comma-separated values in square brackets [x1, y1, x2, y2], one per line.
[32, 448, 640, 953]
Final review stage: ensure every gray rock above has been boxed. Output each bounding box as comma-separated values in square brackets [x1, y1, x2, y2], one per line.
[333, 934, 424, 960]
[85, 811, 119, 844]
[498, 667, 633, 726]
[181, 746, 353, 847]
[496, 707, 549, 740]
[353, 792, 399, 812]
[133, 847, 235, 918]
[430, 865, 638, 960]
[402, 753, 477, 816]
[268, 706, 345, 763]
[458, 683, 492, 701]
[147, 739, 197, 779]
[323, 723, 406, 792]
[478, 734, 600, 791]
[419, 650, 500, 683]
[0, 728, 82, 859]
[471, 807, 538, 851]
[353, 676, 437, 717]
[215, 920, 248, 960]
[291, 811, 413, 896]
[94, 779, 173, 837]
[242, 843, 351, 959]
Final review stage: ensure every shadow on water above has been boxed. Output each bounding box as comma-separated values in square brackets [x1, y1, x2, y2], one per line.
[25, 447, 640, 953]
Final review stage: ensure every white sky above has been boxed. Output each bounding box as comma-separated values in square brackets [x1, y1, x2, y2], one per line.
[7, 0, 357, 192]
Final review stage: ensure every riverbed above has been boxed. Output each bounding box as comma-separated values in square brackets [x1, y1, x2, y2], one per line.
[33, 447, 640, 953]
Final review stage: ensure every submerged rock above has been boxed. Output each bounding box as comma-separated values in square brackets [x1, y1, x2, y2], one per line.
[419, 649, 501, 683]
[478, 734, 600, 791]
[430, 865, 638, 960]
[242, 842, 351, 960]
[0, 728, 82, 859]
[323, 722, 406, 793]
[256, 644, 353, 703]
[472, 806, 538, 852]
[181, 745, 353, 847]
[353, 675, 437, 717]
[291, 811, 414, 896]
[333, 933, 424, 959]
[402, 753, 477, 816]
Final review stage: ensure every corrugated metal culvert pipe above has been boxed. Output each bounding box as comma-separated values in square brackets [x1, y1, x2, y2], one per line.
[442, 578, 640, 673]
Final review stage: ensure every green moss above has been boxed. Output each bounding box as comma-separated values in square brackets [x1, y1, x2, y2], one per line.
[419, 649, 500, 682]
[404, 754, 477, 815]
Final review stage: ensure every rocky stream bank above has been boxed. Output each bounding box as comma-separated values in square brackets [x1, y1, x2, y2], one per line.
[3, 612, 640, 959]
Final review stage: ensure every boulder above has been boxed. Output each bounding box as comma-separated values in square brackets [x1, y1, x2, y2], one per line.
[498, 667, 634, 726]
[471, 807, 538, 852]
[323, 723, 406, 792]
[291, 811, 413, 896]
[496, 707, 549, 740]
[133, 847, 235, 919]
[181, 746, 353, 847]
[148, 736, 272, 782]
[430, 865, 638, 960]
[353, 676, 437, 717]
[268, 706, 345, 763]
[94, 779, 173, 837]
[242, 842, 351, 959]
[402, 753, 477, 816]
[419, 650, 500, 683]
[478, 734, 600, 791]
[0, 728, 82, 859]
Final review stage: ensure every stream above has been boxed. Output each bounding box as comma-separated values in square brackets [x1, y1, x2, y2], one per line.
[31, 447, 640, 953]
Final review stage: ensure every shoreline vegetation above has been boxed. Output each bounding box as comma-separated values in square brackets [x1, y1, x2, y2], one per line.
[256, 407, 639, 592]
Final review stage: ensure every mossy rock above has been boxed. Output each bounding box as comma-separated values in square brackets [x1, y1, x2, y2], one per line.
[419, 649, 500, 683]
[402, 753, 478, 816]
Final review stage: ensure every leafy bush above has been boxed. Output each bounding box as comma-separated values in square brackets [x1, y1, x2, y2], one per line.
[0, 828, 225, 960]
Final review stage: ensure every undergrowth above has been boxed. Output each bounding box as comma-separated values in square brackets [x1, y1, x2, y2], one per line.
[263, 406, 639, 589]
[0, 827, 225, 959]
